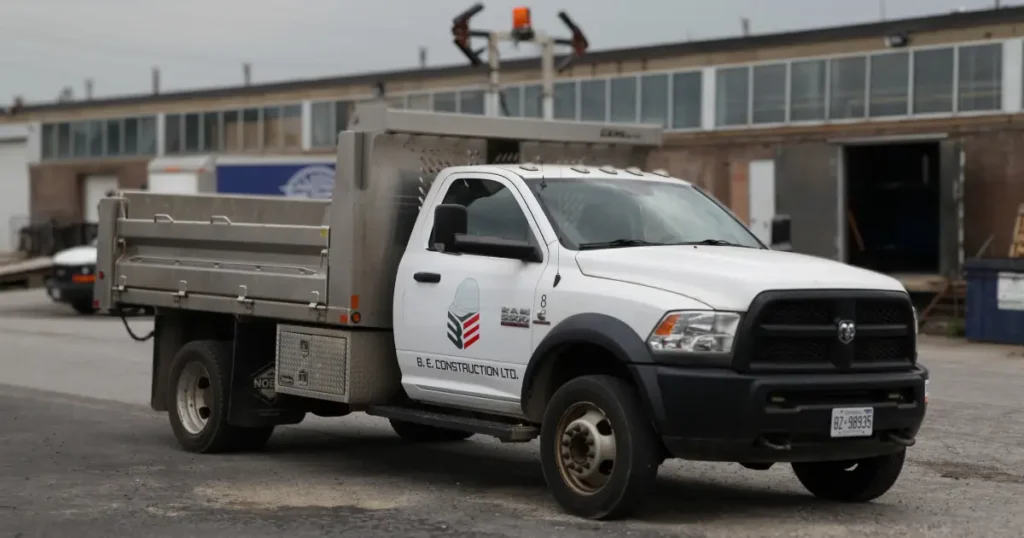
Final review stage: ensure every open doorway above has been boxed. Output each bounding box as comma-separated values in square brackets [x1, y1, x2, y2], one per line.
[844, 142, 941, 274]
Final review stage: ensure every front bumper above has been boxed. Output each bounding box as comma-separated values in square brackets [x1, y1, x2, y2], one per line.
[631, 364, 928, 463]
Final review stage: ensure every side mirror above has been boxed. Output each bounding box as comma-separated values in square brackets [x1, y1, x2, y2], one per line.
[432, 204, 468, 252]
[770, 214, 792, 251]
[453, 235, 543, 262]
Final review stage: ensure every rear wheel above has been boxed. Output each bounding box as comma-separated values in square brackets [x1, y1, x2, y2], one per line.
[539, 375, 661, 520]
[389, 419, 474, 442]
[792, 449, 906, 502]
[167, 340, 274, 453]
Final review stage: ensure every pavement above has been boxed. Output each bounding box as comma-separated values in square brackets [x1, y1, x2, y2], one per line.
[1, 289, 1023, 537]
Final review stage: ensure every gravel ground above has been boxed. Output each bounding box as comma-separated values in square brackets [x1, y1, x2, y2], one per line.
[1, 289, 1022, 537]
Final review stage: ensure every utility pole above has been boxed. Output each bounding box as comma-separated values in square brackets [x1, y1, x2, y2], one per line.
[451, 4, 589, 119]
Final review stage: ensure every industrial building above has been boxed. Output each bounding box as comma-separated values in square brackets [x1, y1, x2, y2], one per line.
[2, 6, 1023, 297]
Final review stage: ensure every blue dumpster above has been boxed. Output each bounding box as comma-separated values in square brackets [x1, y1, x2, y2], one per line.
[964, 258, 1024, 345]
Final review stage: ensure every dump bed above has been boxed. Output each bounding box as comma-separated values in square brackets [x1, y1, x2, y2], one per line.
[94, 102, 663, 329]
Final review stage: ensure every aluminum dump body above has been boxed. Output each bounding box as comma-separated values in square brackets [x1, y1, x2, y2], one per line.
[94, 103, 663, 329]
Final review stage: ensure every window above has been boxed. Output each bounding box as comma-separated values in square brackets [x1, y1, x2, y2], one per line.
[958, 43, 1002, 112]
[523, 85, 542, 118]
[671, 71, 702, 129]
[87, 120, 103, 157]
[434, 92, 457, 113]
[139, 116, 157, 155]
[580, 79, 606, 122]
[790, 59, 827, 121]
[554, 81, 577, 120]
[310, 102, 333, 148]
[105, 120, 121, 156]
[281, 105, 302, 149]
[388, 97, 406, 109]
[752, 63, 786, 124]
[869, 52, 909, 117]
[262, 106, 281, 149]
[716, 66, 750, 126]
[434, 178, 533, 246]
[609, 77, 637, 123]
[242, 108, 260, 150]
[201, 112, 220, 152]
[501, 86, 521, 117]
[57, 123, 71, 158]
[460, 90, 485, 115]
[913, 47, 954, 114]
[71, 122, 88, 157]
[165, 114, 182, 154]
[640, 74, 669, 126]
[123, 118, 138, 155]
[184, 113, 200, 153]
[41, 124, 55, 159]
[408, 93, 431, 110]
[526, 177, 762, 250]
[829, 56, 867, 119]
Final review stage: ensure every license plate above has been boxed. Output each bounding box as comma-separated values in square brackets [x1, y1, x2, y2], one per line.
[830, 407, 874, 438]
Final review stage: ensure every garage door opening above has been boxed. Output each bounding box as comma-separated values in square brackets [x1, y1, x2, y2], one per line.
[844, 142, 941, 274]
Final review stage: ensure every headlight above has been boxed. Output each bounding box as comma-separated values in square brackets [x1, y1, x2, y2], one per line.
[647, 311, 741, 354]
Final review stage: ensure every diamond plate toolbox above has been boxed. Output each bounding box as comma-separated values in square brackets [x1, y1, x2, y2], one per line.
[275, 324, 350, 403]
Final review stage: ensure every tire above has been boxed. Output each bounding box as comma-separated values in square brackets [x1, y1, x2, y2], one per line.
[167, 340, 275, 453]
[792, 449, 907, 502]
[539, 375, 661, 520]
[389, 419, 474, 442]
[71, 300, 96, 315]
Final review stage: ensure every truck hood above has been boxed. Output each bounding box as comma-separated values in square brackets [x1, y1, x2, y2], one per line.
[574, 246, 905, 311]
[52, 245, 97, 266]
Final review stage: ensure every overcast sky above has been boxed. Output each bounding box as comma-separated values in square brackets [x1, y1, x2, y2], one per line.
[1, 0, 1014, 103]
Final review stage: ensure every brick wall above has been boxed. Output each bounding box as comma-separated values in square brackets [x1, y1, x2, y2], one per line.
[651, 124, 1024, 261]
[29, 159, 148, 223]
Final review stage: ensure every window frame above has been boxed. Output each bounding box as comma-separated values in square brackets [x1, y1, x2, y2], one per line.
[425, 172, 546, 262]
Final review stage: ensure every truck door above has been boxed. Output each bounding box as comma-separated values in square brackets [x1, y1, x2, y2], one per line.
[395, 172, 549, 415]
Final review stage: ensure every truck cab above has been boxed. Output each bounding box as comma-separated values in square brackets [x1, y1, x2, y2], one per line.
[93, 103, 927, 521]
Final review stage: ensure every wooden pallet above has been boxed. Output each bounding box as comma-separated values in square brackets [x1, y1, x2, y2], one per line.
[1010, 203, 1024, 258]
[918, 279, 967, 332]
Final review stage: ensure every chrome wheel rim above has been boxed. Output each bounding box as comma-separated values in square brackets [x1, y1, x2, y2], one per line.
[554, 402, 617, 495]
[176, 362, 212, 435]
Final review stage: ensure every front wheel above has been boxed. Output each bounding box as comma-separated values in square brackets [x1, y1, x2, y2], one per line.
[792, 449, 906, 502]
[167, 340, 274, 453]
[539, 375, 661, 520]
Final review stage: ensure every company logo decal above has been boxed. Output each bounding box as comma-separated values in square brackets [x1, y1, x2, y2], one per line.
[447, 278, 480, 350]
[837, 319, 856, 345]
[279, 165, 335, 199]
[252, 363, 277, 404]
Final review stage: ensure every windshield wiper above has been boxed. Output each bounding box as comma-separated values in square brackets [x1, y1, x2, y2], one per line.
[678, 239, 751, 247]
[578, 239, 663, 250]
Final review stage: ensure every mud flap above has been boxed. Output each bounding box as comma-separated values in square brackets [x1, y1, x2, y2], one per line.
[226, 318, 306, 428]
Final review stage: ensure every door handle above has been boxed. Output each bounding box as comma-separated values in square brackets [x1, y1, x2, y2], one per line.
[413, 272, 441, 283]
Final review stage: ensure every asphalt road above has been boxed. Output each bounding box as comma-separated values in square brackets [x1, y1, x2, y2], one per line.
[1, 289, 1023, 537]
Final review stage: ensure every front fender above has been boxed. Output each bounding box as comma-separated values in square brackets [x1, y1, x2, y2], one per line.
[520, 313, 658, 421]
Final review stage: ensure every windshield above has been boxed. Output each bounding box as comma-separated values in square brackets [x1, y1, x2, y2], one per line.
[525, 177, 763, 250]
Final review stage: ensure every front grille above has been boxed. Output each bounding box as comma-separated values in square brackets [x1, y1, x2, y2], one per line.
[742, 292, 916, 372]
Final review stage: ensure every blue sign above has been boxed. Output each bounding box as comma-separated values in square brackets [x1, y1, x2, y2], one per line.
[216, 163, 336, 199]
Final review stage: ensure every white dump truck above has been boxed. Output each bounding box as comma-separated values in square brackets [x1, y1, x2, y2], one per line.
[94, 103, 928, 520]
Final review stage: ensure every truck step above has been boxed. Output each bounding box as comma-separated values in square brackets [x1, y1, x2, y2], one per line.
[366, 404, 539, 443]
